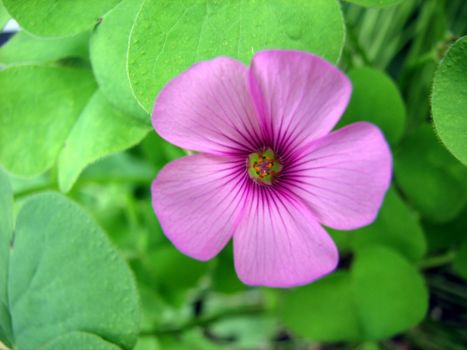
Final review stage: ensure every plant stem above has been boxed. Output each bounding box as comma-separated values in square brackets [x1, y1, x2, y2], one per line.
[419, 250, 456, 270]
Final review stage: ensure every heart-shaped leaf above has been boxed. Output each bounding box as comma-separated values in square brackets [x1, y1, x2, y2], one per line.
[0, 65, 96, 177]
[281, 245, 428, 341]
[337, 67, 406, 145]
[90, 0, 148, 122]
[432, 36, 467, 165]
[395, 124, 467, 223]
[58, 91, 149, 192]
[128, 0, 345, 112]
[0, 169, 140, 349]
[351, 188, 426, 262]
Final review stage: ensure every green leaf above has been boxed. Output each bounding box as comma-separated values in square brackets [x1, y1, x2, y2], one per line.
[453, 238, 467, 280]
[329, 188, 426, 262]
[0, 187, 140, 349]
[128, 0, 345, 112]
[0, 65, 96, 177]
[327, 227, 353, 254]
[352, 245, 428, 340]
[337, 67, 406, 145]
[212, 244, 245, 294]
[2, 0, 122, 37]
[0, 169, 14, 348]
[0, 1, 10, 29]
[134, 336, 160, 350]
[395, 124, 467, 223]
[432, 36, 467, 165]
[136, 283, 177, 334]
[350, 187, 426, 262]
[40, 332, 121, 350]
[281, 245, 428, 341]
[138, 245, 209, 292]
[0, 31, 89, 66]
[423, 206, 467, 253]
[281, 272, 362, 342]
[140, 133, 185, 169]
[58, 91, 149, 192]
[344, 0, 403, 7]
[80, 152, 155, 185]
[90, 0, 148, 122]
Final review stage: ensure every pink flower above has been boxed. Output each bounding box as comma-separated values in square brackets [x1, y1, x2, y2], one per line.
[151, 50, 392, 288]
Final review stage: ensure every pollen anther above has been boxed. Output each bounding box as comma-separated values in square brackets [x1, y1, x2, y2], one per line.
[247, 148, 282, 185]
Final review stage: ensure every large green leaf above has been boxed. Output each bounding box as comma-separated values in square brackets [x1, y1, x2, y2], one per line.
[350, 187, 426, 262]
[79, 153, 156, 187]
[90, 0, 148, 121]
[337, 67, 406, 145]
[281, 272, 362, 342]
[140, 133, 186, 170]
[395, 124, 467, 223]
[0, 31, 89, 66]
[423, 206, 467, 253]
[281, 245, 428, 342]
[40, 332, 121, 350]
[0, 1, 10, 29]
[0, 65, 96, 177]
[212, 244, 245, 294]
[328, 188, 426, 262]
[58, 91, 149, 192]
[0, 68, 148, 190]
[128, 0, 345, 112]
[0, 169, 13, 348]
[2, 0, 122, 37]
[134, 245, 209, 297]
[344, 0, 403, 7]
[0, 173, 140, 349]
[432, 36, 467, 165]
[352, 246, 428, 340]
[148, 246, 208, 291]
[134, 336, 160, 350]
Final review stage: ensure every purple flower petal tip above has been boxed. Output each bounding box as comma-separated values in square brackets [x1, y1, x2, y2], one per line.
[151, 49, 392, 288]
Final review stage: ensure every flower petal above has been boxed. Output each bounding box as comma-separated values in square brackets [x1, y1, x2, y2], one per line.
[153, 57, 262, 155]
[284, 122, 392, 230]
[233, 190, 338, 287]
[152, 154, 248, 260]
[249, 50, 351, 154]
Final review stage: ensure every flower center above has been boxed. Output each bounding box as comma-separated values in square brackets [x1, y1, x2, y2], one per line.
[247, 148, 282, 185]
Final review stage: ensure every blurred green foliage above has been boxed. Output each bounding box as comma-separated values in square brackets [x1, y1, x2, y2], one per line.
[337, 67, 406, 145]
[432, 37, 467, 165]
[0, 0, 466, 349]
